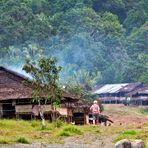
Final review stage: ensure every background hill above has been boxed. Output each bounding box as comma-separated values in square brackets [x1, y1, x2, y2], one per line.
[0, 0, 148, 85]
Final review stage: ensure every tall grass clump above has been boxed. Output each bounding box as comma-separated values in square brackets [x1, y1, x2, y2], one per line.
[138, 108, 148, 115]
[16, 137, 30, 144]
[0, 120, 16, 128]
[58, 126, 82, 137]
[0, 137, 12, 144]
[31, 120, 41, 128]
[53, 119, 65, 128]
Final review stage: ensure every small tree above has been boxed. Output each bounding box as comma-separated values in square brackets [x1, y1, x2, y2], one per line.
[23, 56, 62, 128]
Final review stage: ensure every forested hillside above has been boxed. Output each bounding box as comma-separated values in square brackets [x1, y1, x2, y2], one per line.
[0, 0, 148, 86]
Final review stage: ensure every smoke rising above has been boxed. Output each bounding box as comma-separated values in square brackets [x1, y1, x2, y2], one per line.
[0, 30, 128, 86]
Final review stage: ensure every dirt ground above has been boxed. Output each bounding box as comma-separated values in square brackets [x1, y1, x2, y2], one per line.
[61, 104, 148, 148]
[103, 104, 148, 126]
[0, 104, 147, 148]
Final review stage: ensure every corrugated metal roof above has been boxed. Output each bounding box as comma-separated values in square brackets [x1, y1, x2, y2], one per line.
[93, 83, 128, 94]
[127, 86, 148, 95]
[93, 83, 143, 94]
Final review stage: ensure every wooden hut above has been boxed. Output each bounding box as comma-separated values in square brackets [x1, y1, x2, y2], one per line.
[0, 66, 78, 121]
[127, 86, 148, 106]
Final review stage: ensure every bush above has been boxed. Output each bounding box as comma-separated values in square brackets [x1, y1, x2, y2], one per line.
[58, 126, 82, 137]
[31, 120, 40, 127]
[0, 138, 11, 144]
[53, 119, 64, 128]
[58, 131, 70, 137]
[16, 137, 30, 144]
[64, 127, 82, 135]
[139, 108, 148, 115]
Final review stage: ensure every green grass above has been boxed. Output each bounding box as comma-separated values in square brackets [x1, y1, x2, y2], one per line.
[31, 120, 41, 127]
[114, 130, 137, 142]
[58, 126, 82, 137]
[0, 137, 13, 144]
[58, 131, 71, 137]
[138, 108, 148, 115]
[0, 107, 147, 145]
[113, 130, 148, 147]
[0, 119, 84, 144]
[53, 119, 65, 128]
[16, 137, 30, 144]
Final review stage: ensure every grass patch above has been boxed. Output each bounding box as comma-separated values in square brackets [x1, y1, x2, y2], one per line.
[114, 129, 148, 147]
[0, 137, 13, 144]
[138, 108, 148, 115]
[16, 137, 30, 144]
[0, 116, 146, 146]
[64, 127, 82, 134]
[53, 119, 65, 128]
[114, 130, 137, 142]
[122, 130, 137, 135]
[31, 120, 41, 127]
[58, 126, 82, 137]
[58, 131, 71, 137]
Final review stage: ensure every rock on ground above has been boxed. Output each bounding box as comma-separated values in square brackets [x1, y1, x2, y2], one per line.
[115, 139, 145, 148]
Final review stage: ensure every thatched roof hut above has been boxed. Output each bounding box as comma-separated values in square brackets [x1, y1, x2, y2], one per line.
[0, 66, 32, 100]
[0, 66, 78, 119]
[0, 66, 78, 101]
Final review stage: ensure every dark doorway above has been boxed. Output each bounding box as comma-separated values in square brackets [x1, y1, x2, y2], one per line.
[2, 101, 15, 118]
[73, 112, 85, 125]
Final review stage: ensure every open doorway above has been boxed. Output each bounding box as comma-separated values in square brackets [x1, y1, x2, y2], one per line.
[2, 101, 15, 118]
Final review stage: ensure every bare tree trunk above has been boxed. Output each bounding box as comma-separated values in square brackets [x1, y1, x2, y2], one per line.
[39, 110, 46, 128]
[51, 104, 56, 122]
[52, 111, 56, 122]
[38, 104, 46, 128]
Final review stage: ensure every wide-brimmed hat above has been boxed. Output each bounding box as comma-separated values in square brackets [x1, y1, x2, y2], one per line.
[93, 100, 97, 104]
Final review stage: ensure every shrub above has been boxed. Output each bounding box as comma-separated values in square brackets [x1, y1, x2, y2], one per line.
[31, 120, 40, 127]
[53, 119, 64, 128]
[58, 126, 82, 137]
[16, 137, 30, 144]
[64, 127, 82, 135]
[139, 108, 148, 115]
[0, 138, 11, 144]
[58, 131, 70, 137]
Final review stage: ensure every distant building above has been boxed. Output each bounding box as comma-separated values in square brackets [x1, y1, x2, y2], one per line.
[92, 83, 148, 105]
[127, 86, 148, 105]
[0, 66, 78, 121]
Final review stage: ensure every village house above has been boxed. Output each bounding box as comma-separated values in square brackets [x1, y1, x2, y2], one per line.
[0, 66, 113, 125]
[127, 86, 148, 106]
[92, 83, 148, 106]
[0, 66, 79, 121]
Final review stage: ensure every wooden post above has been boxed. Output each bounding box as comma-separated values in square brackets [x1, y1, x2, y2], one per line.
[85, 114, 89, 125]
[16, 113, 19, 119]
[0, 104, 3, 119]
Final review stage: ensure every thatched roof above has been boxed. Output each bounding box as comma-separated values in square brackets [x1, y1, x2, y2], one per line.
[0, 66, 32, 100]
[0, 66, 78, 102]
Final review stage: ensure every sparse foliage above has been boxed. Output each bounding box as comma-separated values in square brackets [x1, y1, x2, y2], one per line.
[23, 56, 62, 127]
